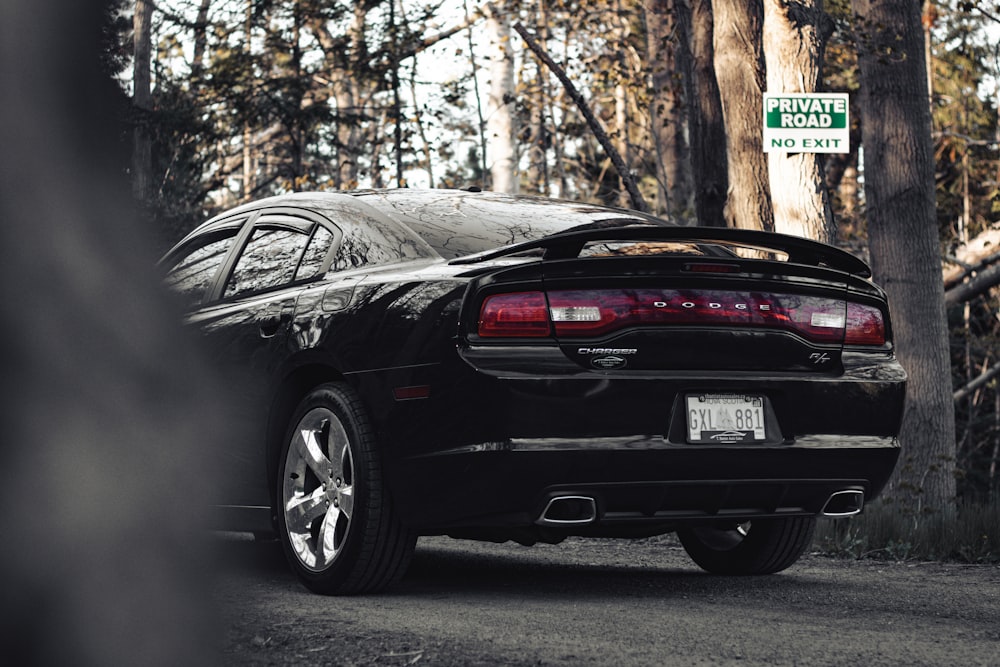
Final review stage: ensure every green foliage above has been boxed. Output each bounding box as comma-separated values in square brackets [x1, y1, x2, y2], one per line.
[815, 499, 1000, 563]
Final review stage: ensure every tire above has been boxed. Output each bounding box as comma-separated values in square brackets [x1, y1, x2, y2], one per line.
[276, 383, 415, 594]
[677, 516, 816, 575]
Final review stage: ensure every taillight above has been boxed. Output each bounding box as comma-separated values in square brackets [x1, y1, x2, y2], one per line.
[845, 302, 886, 345]
[478, 288, 887, 346]
[478, 292, 551, 337]
[546, 289, 851, 343]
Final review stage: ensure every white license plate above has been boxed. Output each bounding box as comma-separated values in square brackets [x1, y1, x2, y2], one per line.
[686, 394, 767, 443]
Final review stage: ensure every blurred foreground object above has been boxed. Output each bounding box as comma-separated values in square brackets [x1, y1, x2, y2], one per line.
[0, 1, 226, 664]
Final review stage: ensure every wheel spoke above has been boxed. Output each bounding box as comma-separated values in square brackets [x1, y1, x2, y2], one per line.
[326, 419, 351, 482]
[293, 424, 333, 480]
[284, 487, 327, 535]
[317, 505, 344, 566]
[337, 485, 354, 520]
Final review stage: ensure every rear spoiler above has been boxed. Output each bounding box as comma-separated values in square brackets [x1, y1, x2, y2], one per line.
[449, 225, 872, 278]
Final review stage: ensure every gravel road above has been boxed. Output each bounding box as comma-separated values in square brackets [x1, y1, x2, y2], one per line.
[213, 533, 1000, 666]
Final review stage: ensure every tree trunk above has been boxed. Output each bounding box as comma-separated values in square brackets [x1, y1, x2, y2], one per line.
[242, 0, 254, 200]
[464, 0, 489, 186]
[644, 0, 693, 217]
[682, 0, 728, 227]
[314, 4, 368, 189]
[851, 0, 956, 517]
[523, 1, 550, 195]
[763, 0, 835, 243]
[191, 0, 211, 76]
[614, 80, 631, 209]
[387, 0, 405, 187]
[713, 0, 773, 231]
[486, 7, 518, 193]
[131, 0, 154, 202]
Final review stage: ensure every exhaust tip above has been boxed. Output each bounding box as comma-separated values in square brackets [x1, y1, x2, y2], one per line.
[536, 496, 597, 526]
[822, 490, 864, 518]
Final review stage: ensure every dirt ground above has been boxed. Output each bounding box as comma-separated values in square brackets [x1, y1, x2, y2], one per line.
[212, 533, 1000, 666]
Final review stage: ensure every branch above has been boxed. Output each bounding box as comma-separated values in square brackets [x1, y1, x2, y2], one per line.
[511, 21, 648, 213]
[954, 364, 1000, 403]
[944, 250, 1000, 289]
[395, 11, 484, 63]
[942, 226, 1000, 286]
[973, 5, 1000, 25]
[944, 262, 1000, 306]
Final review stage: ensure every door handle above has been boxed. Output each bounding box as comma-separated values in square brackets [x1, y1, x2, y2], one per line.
[259, 312, 291, 338]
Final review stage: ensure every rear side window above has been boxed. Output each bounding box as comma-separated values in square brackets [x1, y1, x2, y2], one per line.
[163, 232, 237, 308]
[331, 211, 433, 270]
[295, 226, 335, 281]
[224, 227, 311, 298]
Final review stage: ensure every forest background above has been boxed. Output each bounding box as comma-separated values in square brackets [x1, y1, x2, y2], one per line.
[112, 0, 999, 559]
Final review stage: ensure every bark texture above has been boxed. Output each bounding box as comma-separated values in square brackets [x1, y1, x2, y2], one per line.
[763, 0, 835, 243]
[131, 0, 153, 202]
[645, 0, 693, 217]
[713, 0, 774, 230]
[852, 0, 956, 516]
[683, 0, 728, 227]
[487, 8, 519, 193]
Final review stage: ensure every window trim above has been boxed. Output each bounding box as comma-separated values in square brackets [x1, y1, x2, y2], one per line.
[210, 208, 343, 303]
[159, 213, 255, 309]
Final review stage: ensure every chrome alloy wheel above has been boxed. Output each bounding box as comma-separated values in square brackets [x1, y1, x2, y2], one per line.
[281, 407, 355, 572]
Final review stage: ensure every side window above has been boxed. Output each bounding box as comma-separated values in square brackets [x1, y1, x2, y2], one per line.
[164, 233, 237, 308]
[294, 226, 335, 281]
[224, 227, 311, 298]
[332, 211, 430, 271]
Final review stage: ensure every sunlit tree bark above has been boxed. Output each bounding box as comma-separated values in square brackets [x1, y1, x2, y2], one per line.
[487, 5, 518, 193]
[713, 0, 773, 230]
[763, 0, 835, 243]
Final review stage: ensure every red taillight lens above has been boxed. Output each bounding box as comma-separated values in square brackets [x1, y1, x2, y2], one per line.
[478, 291, 551, 337]
[546, 289, 849, 342]
[845, 302, 886, 345]
[478, 289, 887, 346]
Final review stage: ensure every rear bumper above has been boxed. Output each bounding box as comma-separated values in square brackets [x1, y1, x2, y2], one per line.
[367, 350, 905, 533]
[389, 435, 899, 531]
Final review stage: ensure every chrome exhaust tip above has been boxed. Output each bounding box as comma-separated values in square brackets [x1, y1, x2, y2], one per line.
[821, 490, 865, 518]
[536, 496, 598, 526]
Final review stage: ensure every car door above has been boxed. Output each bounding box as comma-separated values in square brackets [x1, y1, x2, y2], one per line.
[180, 210, 340, 509]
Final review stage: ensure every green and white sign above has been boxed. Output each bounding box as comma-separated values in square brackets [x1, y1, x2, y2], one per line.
[763, 93, 849, 154]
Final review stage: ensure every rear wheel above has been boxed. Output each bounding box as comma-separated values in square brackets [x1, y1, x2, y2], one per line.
[677, 517, 816, 575]
[276, 383, 415, 594]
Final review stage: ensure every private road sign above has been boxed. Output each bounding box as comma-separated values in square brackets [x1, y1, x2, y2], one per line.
[763, 93, 849, 154]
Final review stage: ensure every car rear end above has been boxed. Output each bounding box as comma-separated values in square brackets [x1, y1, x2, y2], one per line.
[387, 225, 904, 541]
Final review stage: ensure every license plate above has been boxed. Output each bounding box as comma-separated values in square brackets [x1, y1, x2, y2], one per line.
[686, 394, 767, 443]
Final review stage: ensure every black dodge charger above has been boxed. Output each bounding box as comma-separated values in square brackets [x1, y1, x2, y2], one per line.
[161, 189, 905, 594]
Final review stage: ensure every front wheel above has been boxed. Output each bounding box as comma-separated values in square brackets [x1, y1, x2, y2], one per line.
[677, 516, 816, 575]
[276, 383, 415, 594]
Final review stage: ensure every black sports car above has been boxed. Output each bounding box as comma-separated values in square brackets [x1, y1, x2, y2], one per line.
[161, 189, 905, 594]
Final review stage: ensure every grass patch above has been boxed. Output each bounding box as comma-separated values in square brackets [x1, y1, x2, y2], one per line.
[813, 498, 1000, 563]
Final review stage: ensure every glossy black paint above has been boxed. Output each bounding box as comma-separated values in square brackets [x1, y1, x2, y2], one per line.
[161, 189, 905, 539]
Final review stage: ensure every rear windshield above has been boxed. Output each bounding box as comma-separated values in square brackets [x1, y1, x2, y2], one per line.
[354, 191, 675, 260]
